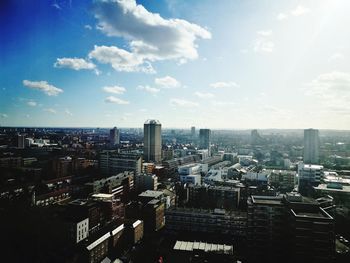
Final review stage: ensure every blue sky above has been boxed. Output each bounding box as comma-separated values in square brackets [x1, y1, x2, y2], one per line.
[1, 0, 350, 129]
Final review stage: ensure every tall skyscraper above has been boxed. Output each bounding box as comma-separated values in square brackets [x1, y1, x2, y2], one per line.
[191, 126, 195, 137]
[304, 128, 319, 164]
[144, 120, 162, 163]
[199, 129, 211, 152]
[17, 134, 25, 149]
[109, 127, 120, 146]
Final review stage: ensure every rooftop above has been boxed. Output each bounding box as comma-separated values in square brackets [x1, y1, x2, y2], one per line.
[144, 119, 161, 125]
[251, 195, 284, 205]
[138, 190, 163, 198]
[173, 241, 233, 255]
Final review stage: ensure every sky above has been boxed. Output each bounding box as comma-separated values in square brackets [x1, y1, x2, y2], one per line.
[1, 0, 350, 129]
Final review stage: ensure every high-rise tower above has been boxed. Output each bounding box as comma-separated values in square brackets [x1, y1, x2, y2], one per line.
[199, 129, 211, 153]
[109, 127, 120, 146]
[304, 129, 319, 164]
[144, 120, 162, 162]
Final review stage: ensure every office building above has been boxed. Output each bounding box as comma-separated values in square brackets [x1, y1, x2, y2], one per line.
[17, 134, 25, 149]
[109, 126, 120, 146]
[199, 129, 211, 153]
[304, 128, 319, 164]
[298, 162, 324, 196]
[100, 151, 142, 175]
[247, 193, 335, 263]
[166, 207, 246, 238]
[247, 195, 287, 262]
[268, 169, 296, 192]
[143, 119, 162, 163]
[191, 126, 195, 137]
[134, 173, 158, 193]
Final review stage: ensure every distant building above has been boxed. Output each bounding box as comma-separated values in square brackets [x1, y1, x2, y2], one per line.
[199, 129, 211, 154]
[144, 119, 162, 163]
[134, 173, 158, 193]
[298, 162, 324, 196]
[180, 174, 201, 185]
[191, 126, 195, 137]
[304, 128, 319, 164]
[251, 129, 262, 144]
[109, 126, 120, 146]
[268, 169, 296, 192]
[17, 134, 25, 149]
[100, 151, 142, 175]
[72, 218, 89, 244]
[52, 156, 72, 178]
[166, 207, 246, 238]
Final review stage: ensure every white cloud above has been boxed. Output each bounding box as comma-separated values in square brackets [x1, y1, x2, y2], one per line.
[291, 5, 310, 16]
[306, 71, 350, 115]
[155, 76, 181, 88]
[44, 108, 57, 114]
[91, 0, 211, 70]
[277, 13, 288, 20]
[170, 98, 198, 107]
[137, 85, 160, 94]
[54, 57, 96, 71]
[329, 53, 344, 61]
[89, 45, 155, 73]
[252, 30, 274, 53]
[257, 30, 272, 37]
[102, 85, 126, 94]
[210, 81, 239, 89]
[23, 80, 63, 96]
[0, 113, 8, 118]
[65, 109, 73, 116]
[104, 96, 130, 105]
[194, 91, 214, 98]
[84, 24, 92, 30]
[211, 101, 235, 106]
[27, 101, 37, 107]
[253, 39, 274, 53]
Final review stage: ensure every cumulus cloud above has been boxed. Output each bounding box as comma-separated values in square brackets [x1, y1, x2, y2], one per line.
[291, 5, 310, 16]
[102, 85, 126, 94]
[65, 109, 73, 116]
[277, 5, 310, 21]
[257, 30, 272, 37]
[104, 96, 130, 105]
[253, 39, 274, 53]
[329, 53, 344, 61]
[54, 57, 96, 71]
[23, 80, 63, 96]
[27, 100, 37, 107]
[306, 71, 350, 115]
[44, 108, 57, 114]
[210, 81, 239, 89]
[170, 98, 198, 107]
[194, 91, 214, 98]
[89, 45, 155, 73]
[277, 13, 288, 20]
[137, 85, 160, 94]
[90, 0, 211, 71]
[155, 76, 181, 88]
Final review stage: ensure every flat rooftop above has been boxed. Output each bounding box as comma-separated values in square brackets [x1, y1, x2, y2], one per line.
[314, 184, 350, 193]
[291, 207, 333, 219]
[251, 195, 284, 205]
[138, 190, 163, 198]
[173, 241, 233, 255]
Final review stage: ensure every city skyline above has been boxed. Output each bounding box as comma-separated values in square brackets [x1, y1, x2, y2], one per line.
[1, 0, 350, 129]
